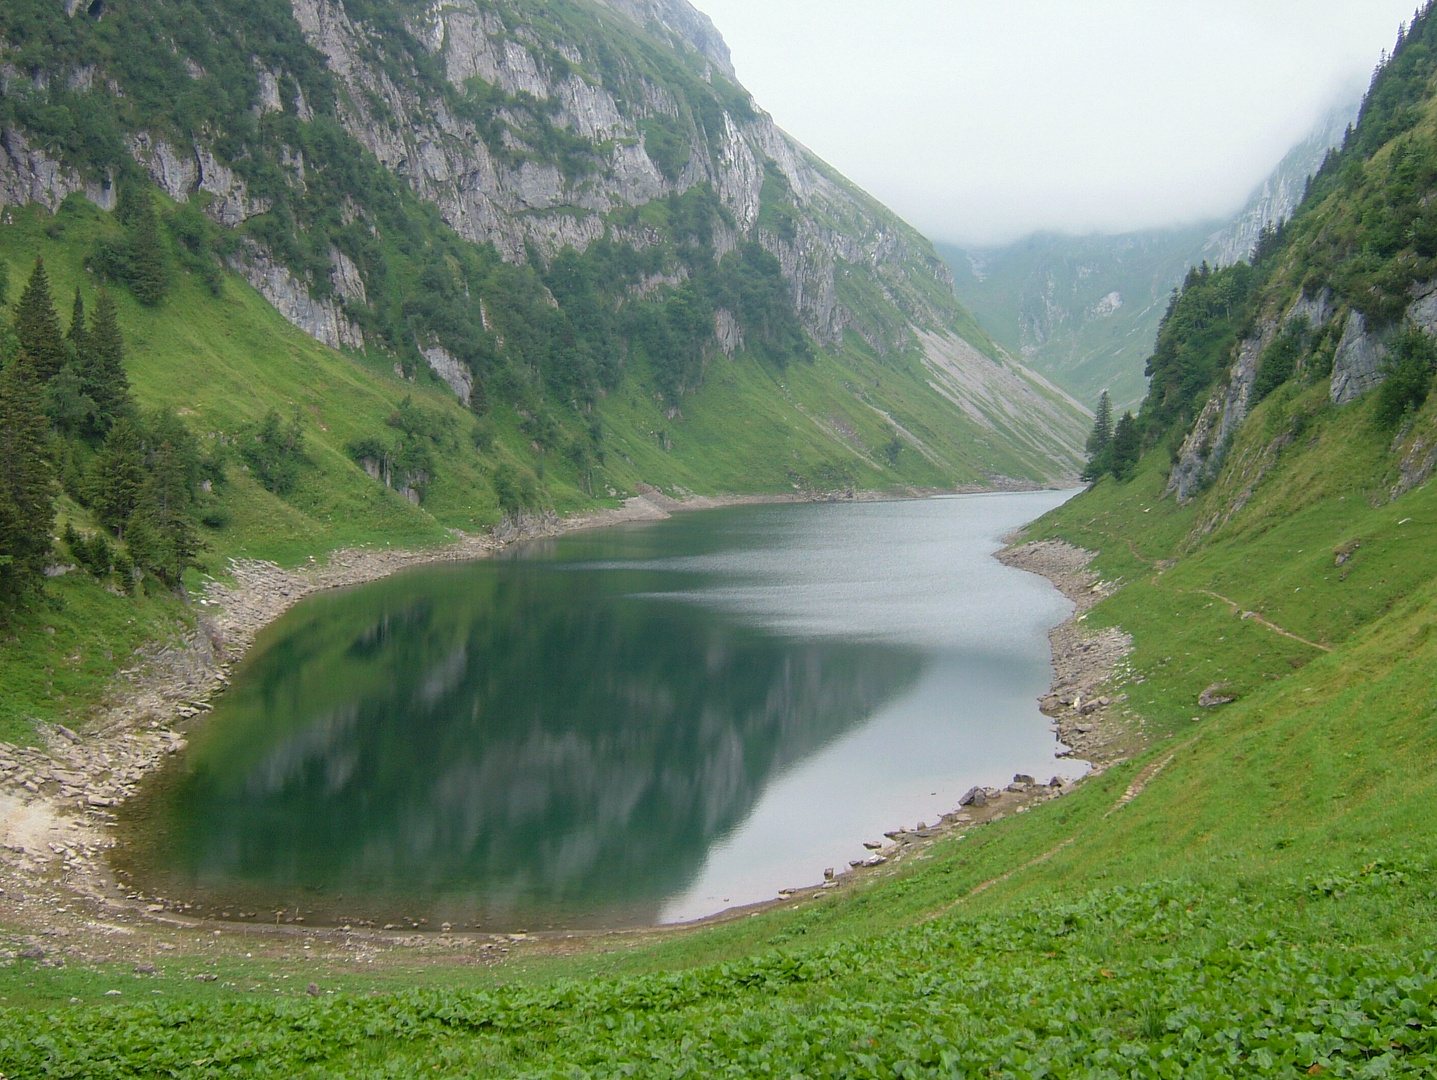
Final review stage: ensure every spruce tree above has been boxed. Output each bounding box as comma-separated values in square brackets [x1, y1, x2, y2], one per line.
[67, 286, 88, 356]
[89, 417, 147, 538]
[1081, 390, 1114, 482]
[83, 289, 131, 435]
[124, 188, 168, 306]
[13, 257, 67, 381]
[43, 361, 95, 436]
[0, 360, 56, 609]
[1110, 412, 1141, 480]
[133, 436, 200, 588]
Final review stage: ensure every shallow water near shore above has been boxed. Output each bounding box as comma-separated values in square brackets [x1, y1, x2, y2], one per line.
[117, 490, 1083, 930]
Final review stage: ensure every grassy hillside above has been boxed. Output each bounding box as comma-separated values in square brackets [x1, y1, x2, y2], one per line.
[5, 385, 1436, 1073]
[8, 120, 1437, 1079]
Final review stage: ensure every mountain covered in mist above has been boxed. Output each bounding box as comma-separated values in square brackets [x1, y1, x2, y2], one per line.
[941, 97, 1361, 409]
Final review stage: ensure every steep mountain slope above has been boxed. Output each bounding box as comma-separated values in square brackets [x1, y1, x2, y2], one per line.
[0, 0, 1086, 738]
[942, 97, 1360, 410]
[0, 0, 1086, 492]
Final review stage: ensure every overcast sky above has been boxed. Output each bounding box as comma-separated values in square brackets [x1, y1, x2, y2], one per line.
[698, 1, 1416, 246]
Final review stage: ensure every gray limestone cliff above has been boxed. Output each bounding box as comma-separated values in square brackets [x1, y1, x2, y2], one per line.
[1167, 289, 1336, 502]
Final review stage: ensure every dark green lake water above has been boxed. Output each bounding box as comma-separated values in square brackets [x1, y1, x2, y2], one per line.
[118, 491, 1080, 930]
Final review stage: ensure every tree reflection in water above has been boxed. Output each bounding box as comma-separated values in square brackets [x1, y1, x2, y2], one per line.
[119, 556, 921, 929]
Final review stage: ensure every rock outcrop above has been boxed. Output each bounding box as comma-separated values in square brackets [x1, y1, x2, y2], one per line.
[1330, 310, 1388, 405]
[0, 127, 112, 213]
[228, 239, 366, 352]
[1169, 290, 1336, 502]
[421, 344, 472, 405]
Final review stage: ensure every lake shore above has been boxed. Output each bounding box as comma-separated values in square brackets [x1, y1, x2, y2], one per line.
[0, 486, 1115, 970]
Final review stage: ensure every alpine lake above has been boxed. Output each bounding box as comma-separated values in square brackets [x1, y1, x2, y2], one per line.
[116, 490, 1084, 932]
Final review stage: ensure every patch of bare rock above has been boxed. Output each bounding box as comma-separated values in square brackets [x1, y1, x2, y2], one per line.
[998, 539, 1139, 768]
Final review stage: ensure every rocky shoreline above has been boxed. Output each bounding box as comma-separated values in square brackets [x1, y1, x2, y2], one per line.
[0, 495, 1132, 973]
[998, 539, 1140, 769]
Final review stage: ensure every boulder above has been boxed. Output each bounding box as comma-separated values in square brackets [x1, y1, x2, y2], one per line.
[1198, 683, 1236, 707]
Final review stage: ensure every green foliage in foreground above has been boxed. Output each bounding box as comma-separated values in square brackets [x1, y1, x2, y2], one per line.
[4, 872, 1436, 1078]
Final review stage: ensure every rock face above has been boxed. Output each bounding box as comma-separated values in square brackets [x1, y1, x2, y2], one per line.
[1168, 290, 1336, 502]
[277, 0, 957, 352]
[593, 0, 735, 77]
[421, 344, 472, 405]
[0, 127, 112, 213]
[1330, 311, 1388, 405]
[228, 240, 366, 352]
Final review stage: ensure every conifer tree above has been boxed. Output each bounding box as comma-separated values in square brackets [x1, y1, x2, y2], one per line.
[83, 289, 131, 435]
[0, 360, 56, 609]
[1080, 391, 1113, 482]
[132, 436, 200, 588]
[43, 361, 95, 436]
[67, 286, 88, 356]
[121, 187, 168, 306]
[1109, 412, 1141, 480]
[1086, 392, 1112, 455]
[13, 257, 66, 381]
[89, 417, 147, 538]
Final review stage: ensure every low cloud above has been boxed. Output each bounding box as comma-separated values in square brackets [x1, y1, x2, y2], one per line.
[701, 0, 1410, 245]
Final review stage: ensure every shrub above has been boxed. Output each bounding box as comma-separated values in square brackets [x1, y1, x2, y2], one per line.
[1374, 326, 1437, 427]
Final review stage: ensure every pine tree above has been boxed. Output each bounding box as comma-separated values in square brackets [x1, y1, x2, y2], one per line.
[83, 289, 132, 435]
[0, 360, 56, 609]
[89, 417, 147, 538]
[1110, 412, 1141, 480]
[13, 257, 67, 381]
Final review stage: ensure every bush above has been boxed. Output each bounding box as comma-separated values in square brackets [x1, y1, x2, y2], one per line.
[492, 462, 536, 514]
[62, 522, 113, 577]
[471, 416, 496, 453]
[1252, 317, 1309, 403]
[239, 409, 305, 494]
[1374, 326, 1437, 427]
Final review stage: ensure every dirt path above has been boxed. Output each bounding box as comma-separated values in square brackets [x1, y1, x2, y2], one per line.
[1193, 588, 1333, 652]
